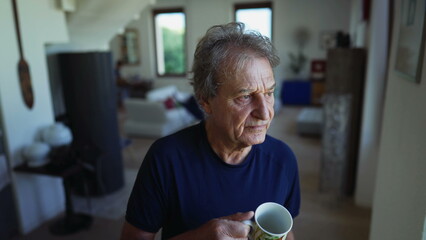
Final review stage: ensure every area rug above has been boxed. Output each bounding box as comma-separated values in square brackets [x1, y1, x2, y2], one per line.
[72, 168, 138, 220]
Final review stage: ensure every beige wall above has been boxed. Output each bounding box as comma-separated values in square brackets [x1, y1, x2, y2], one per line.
[354, 0, 389, 208]
[110, 0, 352, 92]
[0, 0, 68, 234]
[47, 0, 153, 52]
[370, 0, 426, 239]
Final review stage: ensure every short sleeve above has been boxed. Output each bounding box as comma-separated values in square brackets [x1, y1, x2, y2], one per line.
[283, 148, 301, 218]
[125, 143, 170, 233]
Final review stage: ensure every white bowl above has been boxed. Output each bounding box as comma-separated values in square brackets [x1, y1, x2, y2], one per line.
[41, 123, 73, 147]
[23, 142, 51, 167]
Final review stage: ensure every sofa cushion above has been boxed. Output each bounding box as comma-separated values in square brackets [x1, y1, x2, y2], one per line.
[179, 95, 204, 120]
[123, 97, 199, 138]
[146, 85, 178, 102]
[163, 97, 176, 109]
[124, 99, 167, 122]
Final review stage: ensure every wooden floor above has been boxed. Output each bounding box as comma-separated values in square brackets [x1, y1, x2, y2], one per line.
[12, 106, 371, 240]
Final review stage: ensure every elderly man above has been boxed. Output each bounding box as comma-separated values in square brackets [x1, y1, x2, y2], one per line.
[121, 22, 300, 240]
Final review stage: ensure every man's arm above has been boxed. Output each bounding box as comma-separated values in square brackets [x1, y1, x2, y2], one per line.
[286, 230, 295, 240]
[120, 221, 156, 240]
[121, 212, 253, 240]
[170, 212, 253, 240]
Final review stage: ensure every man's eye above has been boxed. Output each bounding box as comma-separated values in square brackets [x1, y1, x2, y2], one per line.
[237, 95, 251, 102]
[266, 92, 274, 97]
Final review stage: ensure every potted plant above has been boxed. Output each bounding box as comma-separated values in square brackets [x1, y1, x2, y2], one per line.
[288, 51, 307, 76]
[287, 27, 311, 78]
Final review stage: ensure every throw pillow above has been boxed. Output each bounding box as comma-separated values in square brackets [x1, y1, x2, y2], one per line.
[163, 97, 175, 109]
[180, 95, 204, 120]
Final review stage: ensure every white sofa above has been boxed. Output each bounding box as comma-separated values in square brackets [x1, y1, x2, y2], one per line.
[123, 86, 197, 138]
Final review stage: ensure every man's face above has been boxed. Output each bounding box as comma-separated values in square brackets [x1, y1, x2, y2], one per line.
[203, 57, 275, 148]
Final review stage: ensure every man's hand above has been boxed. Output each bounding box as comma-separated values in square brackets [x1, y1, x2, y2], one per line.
[170, 211, 254, 240]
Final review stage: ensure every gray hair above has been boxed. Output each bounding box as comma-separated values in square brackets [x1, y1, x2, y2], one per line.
[190, 22, 280, 102]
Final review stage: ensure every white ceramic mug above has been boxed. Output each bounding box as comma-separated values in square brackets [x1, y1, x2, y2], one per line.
[243, 202, 293, 240]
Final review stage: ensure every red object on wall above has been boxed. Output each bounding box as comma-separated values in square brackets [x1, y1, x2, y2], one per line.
[310, 60, 327, 80]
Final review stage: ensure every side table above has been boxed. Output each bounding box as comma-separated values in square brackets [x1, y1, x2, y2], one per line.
[14, 162, 92, 235]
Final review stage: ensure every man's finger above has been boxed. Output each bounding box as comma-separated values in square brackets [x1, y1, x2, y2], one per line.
[221, 219, 251, 238]
[221, 211, 254, 221]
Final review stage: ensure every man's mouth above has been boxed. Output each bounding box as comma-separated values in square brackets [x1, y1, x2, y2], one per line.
[245, 124, 267, 131]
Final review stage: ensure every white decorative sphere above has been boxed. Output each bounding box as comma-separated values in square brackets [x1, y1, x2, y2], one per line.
[23, 142, 51, 167]
[42, 123, 73, 147]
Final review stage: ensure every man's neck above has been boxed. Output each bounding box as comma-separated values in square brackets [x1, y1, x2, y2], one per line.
[204, 121, 251, 165]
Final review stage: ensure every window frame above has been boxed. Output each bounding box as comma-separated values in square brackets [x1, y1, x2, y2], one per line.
[234, 2, 274, 40]
[152, 8, 187, 77]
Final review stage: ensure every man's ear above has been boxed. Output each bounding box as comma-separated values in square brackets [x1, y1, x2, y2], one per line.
[199, 97, 212, 115]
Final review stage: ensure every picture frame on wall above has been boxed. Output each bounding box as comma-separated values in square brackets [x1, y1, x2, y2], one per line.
[120, 28, 140, 65]
[319, 31, 337, 50]
[394, 0, 426, 83]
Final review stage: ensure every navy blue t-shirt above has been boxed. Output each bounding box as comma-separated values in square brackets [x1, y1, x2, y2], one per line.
[126, 121, 300, 239]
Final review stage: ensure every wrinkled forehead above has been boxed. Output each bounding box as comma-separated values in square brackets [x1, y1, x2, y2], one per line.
[218, 57, 275, 93]
[217, 49, 270, 84]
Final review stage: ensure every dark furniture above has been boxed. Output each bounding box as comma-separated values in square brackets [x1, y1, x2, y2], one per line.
[57, 52, 124, 196]
[320, 48, 366, 196]
[127, 80, 153, 99]
[0, 184, 19, 239]
[14, 162, 92, 235]
[0, 130, 19, 240]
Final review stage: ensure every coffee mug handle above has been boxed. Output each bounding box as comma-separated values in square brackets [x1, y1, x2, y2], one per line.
[242, 220, 254, 240]
[242, 220, 254, 227]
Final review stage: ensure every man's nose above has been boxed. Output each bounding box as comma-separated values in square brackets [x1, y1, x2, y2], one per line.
[252, 94, 271, 120]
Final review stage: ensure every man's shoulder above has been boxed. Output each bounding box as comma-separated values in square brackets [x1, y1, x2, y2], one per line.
[257, 135, 297, 164]
[143, 122, 204, 172]
[150, 122, 202, 152]
[261, 135, 292, 152]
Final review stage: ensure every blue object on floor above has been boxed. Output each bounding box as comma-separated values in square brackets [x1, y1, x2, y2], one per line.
[281, 80, 312, 105]
[120, 138, 132, 148]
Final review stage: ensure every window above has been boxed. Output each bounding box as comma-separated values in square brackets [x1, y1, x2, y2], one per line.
[153, 9, 186, 76]
[235, 2, 273, 40]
